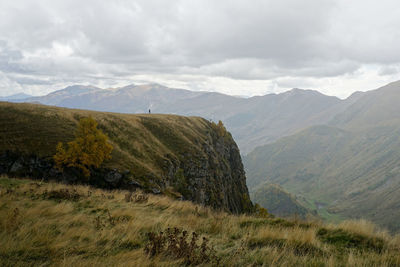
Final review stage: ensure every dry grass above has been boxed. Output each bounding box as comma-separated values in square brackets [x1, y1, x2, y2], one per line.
[0, 101, 214, 182]
[1, 176, 400, 266]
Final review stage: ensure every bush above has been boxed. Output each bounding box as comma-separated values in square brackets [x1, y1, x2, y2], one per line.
[144, 227, 220, 265]
[211, 120, 228, 138]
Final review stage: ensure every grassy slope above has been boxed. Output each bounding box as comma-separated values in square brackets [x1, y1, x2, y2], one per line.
[244, 124, 400, 232]
[0, 101, 215, 185]
[251, 183, 314, 220]
[1, 176, 400, 266]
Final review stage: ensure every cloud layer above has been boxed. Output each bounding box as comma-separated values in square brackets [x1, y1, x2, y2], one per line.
[1, 0, 400, 97]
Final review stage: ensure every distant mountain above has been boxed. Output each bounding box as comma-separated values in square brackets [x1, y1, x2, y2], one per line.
[251, 183, 315, 219]
[16, 83, 356, 154]
[330, 80, 400, 129]
[26, 85, 102, 107]
[244, 81, 400, 232]
[0, 93, 32, 101]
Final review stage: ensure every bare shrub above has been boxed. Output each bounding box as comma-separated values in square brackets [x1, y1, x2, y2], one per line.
[124, 192, 133, 202]
[144, 227, 220, 265]
[133, 193, 148, 203]
[42, 188, 81, 202]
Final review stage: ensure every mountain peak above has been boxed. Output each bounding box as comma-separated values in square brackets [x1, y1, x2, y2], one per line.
[287, 88, 324, 96]
[50, 85, 100, 96]
[117, 83, 169, 92]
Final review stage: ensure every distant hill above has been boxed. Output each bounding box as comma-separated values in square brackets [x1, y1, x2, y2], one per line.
[26, 85, 100, 106]
[14, 84, 355, 154]
[0, 102, 252, 213]
[244, 81, 400, 232]
[0, 93, 32, 101]
[330, 80, 400, 129]
[251, 183, 315, 219]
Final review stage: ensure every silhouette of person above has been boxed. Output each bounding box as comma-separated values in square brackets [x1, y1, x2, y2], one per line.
[149, 109, 151, 114]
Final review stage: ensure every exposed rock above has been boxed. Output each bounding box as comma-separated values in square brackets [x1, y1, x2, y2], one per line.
[128, 179, 142, 188]
[151, 188, 161, 194]
[0, 151, 129, 189]
[10, 160, 24, 173]
[104, 169, 123, 186]
[0, 123, 252, 213]
[161, 129, 252, 213]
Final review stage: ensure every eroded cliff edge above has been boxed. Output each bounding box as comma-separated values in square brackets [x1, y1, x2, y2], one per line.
[0, 102, 252, 213]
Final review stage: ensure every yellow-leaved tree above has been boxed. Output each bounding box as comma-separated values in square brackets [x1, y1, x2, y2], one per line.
[54, 117, 113, 178]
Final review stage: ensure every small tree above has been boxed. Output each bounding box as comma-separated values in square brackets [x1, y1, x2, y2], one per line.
[54, 117, 113, 178]
[211, 120, 228, 137]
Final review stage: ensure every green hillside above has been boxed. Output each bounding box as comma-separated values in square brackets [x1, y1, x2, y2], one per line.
[0, 102, 251, 213]
[244, 124, 400, 232]
[1, 176, 399, 266]
[330, 80, 400, 129]
[244, 81, 400, 232]
[251, 183, 315, 219]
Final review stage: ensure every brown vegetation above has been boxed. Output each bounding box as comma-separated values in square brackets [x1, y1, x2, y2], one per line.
[1, 176, 399, 266]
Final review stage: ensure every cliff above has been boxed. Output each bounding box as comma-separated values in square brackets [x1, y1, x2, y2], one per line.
[0, 102, 252, 213]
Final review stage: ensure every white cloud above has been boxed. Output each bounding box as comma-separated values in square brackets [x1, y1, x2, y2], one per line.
[0, 0, 400, 97]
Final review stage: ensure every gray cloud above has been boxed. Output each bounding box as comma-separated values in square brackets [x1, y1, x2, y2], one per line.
[0, 0, 400, 96]
[379, 65, 400, 76]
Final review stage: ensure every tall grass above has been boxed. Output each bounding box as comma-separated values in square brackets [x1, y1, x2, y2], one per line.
[1, 177, 399, 266]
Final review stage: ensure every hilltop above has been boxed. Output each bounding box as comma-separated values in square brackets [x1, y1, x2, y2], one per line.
[1, 176, 399, 266]
[0, 102, 251, 213]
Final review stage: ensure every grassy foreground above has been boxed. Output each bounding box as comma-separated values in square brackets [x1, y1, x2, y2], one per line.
[1, 176, 399, 266]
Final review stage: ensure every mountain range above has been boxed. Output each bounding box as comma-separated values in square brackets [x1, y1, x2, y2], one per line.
[244, 81, 400, 232]
[10, 83, 362, 154]
[0, 93, 32, 101]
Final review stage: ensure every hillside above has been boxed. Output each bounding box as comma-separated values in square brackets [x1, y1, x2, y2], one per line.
[1, 177, 399, 266]
[244, 81, 400, 233]
[244, 123, 400, 232]
[251, 183, 314, 219]
[15, 84, 351, 154]
[0, 102, 251, 213]
[331, 80, 400, 129]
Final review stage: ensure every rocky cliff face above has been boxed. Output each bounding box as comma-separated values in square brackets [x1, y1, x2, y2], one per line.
[163, 125, 251, 213]
[0, 102, 252, 213]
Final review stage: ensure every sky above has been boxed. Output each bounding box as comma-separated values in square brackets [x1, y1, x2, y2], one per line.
[1, 0, 400, 98]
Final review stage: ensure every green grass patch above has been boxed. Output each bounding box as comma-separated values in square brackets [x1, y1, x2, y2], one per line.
[317, 228, 386, 252]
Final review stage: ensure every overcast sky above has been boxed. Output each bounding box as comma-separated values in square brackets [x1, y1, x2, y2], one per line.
[1, 0, 400, 98]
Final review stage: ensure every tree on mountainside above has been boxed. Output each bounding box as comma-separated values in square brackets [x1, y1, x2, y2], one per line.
[211, 120, 228, 137]
[54, 117, 113, 178]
